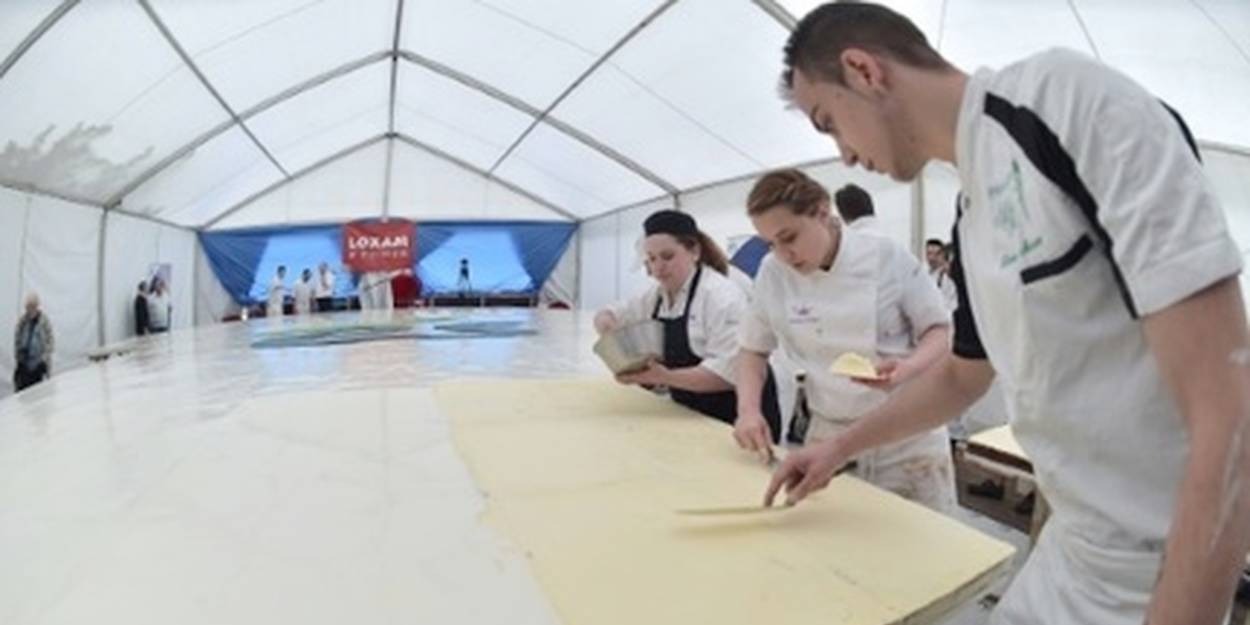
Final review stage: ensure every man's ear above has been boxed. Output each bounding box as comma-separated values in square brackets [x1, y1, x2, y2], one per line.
[840, 48, 888, 95]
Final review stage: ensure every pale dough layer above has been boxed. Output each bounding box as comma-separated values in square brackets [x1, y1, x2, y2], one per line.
[437, 378, 1015, 625]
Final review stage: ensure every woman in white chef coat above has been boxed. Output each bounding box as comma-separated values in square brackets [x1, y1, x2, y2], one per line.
[733, 169, 955, 512]
[595, 210, 782, 437]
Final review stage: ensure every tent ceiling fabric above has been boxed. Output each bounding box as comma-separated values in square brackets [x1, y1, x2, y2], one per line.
[1, 0, 1247, 229]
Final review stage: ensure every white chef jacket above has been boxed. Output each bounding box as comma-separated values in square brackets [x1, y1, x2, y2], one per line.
[293, 280, 314, 315]
[608, 265, 745, 384]
[315, 270, 336, 299]
[952, 48, 1243, 625]
[739, 228, 950, 422]
[266, 275, 284, 318]
[929, 266, 958, 312]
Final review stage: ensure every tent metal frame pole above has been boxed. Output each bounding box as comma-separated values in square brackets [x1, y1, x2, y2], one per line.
[96, 211, 107, 347]
[15, 197, 32, 316]
[1201, 140, 1250, 159]
[110, 207, 192, 231]
[749, 0, 797, 30]
[485, 1, 679, 193]
[910, 176, 925, 258]
[382, 0, 406, 221]
[573, 227, 583, 307]
[104, 46, 674, 217]
[398, 52, 677, 195]
[106, 52, 389, 207]
[0, 0, 79, 82]
[0, 178, 102, 209]
[393, 134, 578, 221]
[201, 135, 389, 229]
[1065, 0, 1102, 60]
[580, 155, 842, 222]
[137, 0, 291, 178]
[382, 138, 396, 221]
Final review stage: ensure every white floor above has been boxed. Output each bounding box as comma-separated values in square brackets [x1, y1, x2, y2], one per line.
[0, 309, 1028, 624]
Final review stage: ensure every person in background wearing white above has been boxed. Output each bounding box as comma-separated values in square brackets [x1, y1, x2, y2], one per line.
[359, 270, 395, 312]
[267, 265, 286, 318]
[315, 262, 336, 313]
[765, 4, 1250, 624]
[924, 237, 958, 312]
[735, 168, 955, 513]
[147, 277, 171, 334]
[595, 209, 783, 436]
[13, 292, 53, 392]
[293, 268, 315, 316]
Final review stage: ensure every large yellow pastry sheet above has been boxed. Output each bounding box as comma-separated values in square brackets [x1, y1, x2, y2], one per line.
[436, 378, 1015, 625]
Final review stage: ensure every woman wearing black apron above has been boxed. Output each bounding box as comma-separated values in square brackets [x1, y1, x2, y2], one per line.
[593, 210, 782, 440]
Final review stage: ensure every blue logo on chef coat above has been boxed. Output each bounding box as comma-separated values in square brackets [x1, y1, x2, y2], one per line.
[788, 302, 818, 324]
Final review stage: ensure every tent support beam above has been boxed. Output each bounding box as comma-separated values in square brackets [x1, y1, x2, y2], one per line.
[485, 1, 679, 195]
[398, 52, 677, 196]
[137, 0, 291, 179]
[393, 134, 579, 222]
[105, 52, 390, 208]
[96, 211, 107, 347]
[201, 135, 389, 229]
[382, 0, 406, 221]
[0, 0, 79, 82]
[749, 0, 797, 30]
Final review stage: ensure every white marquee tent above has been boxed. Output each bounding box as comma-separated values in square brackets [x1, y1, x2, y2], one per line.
[1, 0, 1248, 395]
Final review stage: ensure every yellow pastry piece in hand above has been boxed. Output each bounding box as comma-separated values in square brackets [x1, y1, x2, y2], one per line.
[829, 352, 881, 379]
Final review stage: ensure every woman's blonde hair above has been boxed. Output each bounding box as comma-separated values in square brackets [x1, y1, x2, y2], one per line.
[746, 168, 831, 218]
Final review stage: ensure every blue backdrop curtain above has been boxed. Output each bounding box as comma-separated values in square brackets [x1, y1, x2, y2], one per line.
[200, 224, 356, 304]
[730, 235, 770, 278]
[414, 221, 576, 295]
[201, 220, 576, 303]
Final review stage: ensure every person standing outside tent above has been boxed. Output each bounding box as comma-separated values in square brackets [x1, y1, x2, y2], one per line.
[13, 292, 53, 392]
[734, 169, 955, 512]
[764, 4, 1250, 624]
[267, 266, 286, 318]
[595, 209, 783, 437]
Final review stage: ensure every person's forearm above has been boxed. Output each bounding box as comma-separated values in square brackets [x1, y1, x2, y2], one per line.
[664, 366, 734, 393]
[736, 351, 769, 416]
[1141, 278, 1250, 624]
[1148, 409, 1250, 625]
[836, 354, 990, 458]
[903, 325, 949, 375]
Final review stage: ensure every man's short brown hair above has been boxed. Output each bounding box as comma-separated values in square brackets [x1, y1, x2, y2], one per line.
[782, 1, 948, 92]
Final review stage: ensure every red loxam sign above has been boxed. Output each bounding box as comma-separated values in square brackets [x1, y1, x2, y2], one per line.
[342, 220, 416, 272]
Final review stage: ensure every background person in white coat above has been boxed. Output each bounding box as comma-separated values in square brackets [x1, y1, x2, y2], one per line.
[734, 168, 955, 512]
[146, 276, 171, 334]
[764, 4, 1250, 624]
[315, 262, 336, 312]
[267, 266, 286, 318]
[293, 268, 315, 316]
